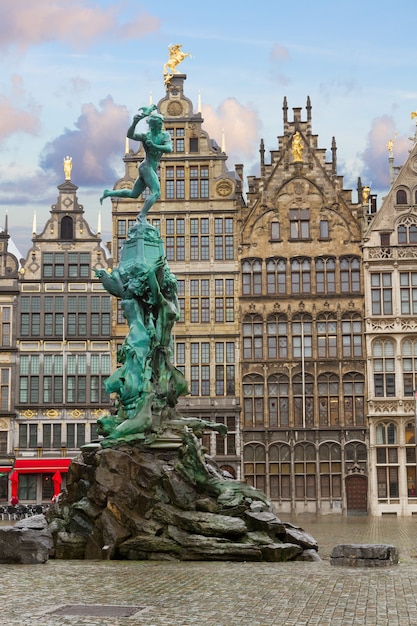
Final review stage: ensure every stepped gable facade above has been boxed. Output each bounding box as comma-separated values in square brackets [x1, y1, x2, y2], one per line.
[239, 97, 367, 515]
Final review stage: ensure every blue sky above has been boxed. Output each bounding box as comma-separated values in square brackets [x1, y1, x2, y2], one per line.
[1, 0, 417, 254]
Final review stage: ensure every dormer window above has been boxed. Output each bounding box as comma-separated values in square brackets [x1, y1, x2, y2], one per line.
[396, 189, 407, 204]
[60, 216, 74, 240]
[397, 220, 417, 244]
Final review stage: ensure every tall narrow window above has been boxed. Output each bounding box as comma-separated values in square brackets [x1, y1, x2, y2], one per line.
[371, 273, 392, 315]
[400, 272, 417, 314]
[316, 314, 337, 358]
[243, 374, 264, 427]
[342, 315, 363, 358]
[269, 444, 291, 499]
[343, 372, 365, 426]
[316, 258, 335, 294]
[292, 317, 312, 358]
[290, 208, 310, 239]
[373, 339, 395, 397]
[340, 257, 361, 293]
[266, 315, 288, 359]
[242, 259, 262, 295]
[319, 443, 341, 498]
[242, 315, 263, 360]
[318, 373, 339, 426]
[266, 258, 286, 294]
[293, 373, 314, 427]
[243, 443, 266, 492]
[376, 422, 398, 499]
[291, 258, 311, 294]
[294, 443, 316, 499]
[402, 339, 417, 396]
[267, 374, 289, 426]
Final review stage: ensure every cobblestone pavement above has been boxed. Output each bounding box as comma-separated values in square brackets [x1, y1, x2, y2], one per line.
[3, 514, 417, 626]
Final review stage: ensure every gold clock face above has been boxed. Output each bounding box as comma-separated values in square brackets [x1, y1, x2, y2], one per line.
[167, 101, 183, 116]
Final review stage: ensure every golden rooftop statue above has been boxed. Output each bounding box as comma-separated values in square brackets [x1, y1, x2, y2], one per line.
[362, 185, 371, 205]
[411, 111, 417, 120]
[387, 139, 393, 154]
[291, 131, 303, 162]
[63, 155, 72, 180]
[163, 44, 191, 85]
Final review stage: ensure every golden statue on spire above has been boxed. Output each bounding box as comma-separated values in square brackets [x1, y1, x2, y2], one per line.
[63, 156, 72, 180]
[163, 44, 191, 85]
[291, 131, 303, 162]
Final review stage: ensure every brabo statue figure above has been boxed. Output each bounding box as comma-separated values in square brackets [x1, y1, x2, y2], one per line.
[100, 105, 172, 221]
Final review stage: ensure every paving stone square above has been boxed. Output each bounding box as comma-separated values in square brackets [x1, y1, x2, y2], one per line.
[3, 515, 417, 625]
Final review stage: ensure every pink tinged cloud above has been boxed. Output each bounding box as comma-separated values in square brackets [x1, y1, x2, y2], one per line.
[0, 0, 160, 51]
[39, 95, 130, 185]
[0, 75, 41, 142]
[202, 98, 261, 163]
[361, 115, 411, 188]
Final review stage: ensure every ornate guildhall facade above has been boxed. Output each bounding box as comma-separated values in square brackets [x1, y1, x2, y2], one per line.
[239, 99, 368, 514]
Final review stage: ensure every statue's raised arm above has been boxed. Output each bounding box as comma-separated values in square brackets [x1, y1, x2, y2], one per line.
[100, 106, 172, 221]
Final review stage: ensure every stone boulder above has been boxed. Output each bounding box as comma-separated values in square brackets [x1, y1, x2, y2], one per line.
[47, 444, 320, 563]
[0, 515, 53, 564]
[330, 543, 399, 567]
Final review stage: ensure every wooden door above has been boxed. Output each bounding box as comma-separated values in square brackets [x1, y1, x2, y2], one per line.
[345, 474, 368, 514]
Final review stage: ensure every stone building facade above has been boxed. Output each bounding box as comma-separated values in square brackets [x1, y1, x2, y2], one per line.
[108, 75, 244, 478]
[363, 138, 417, 515]
[5, 75, 416, 516]
[239, 98, 368, 515]
[0, 221, 20, 501]
[8, 176, 112, 503]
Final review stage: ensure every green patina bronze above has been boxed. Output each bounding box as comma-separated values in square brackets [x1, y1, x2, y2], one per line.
[96, 104, 270, 509]
[96, 107, 225, 448]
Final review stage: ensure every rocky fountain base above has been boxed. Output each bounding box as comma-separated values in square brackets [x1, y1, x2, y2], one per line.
[47, 433, 320, 562]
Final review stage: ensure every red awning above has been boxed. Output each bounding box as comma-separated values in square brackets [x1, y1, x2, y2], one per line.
[13, 458, 72, 474]
[0, 466, 12, 473]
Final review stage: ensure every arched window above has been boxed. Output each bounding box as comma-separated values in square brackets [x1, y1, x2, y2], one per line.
[294, 442, 316, 499]
[342, 314, 363, 358]
[316, 257, 336, 293]
[373, 338, 395, 397]
[343, 372, 365, 425]
[401, 338, 417, 396]
[375, 422, 398, 499]
[266, 258, 286, 294]
[345, 441, 367, 471]
[269, 443, 291, 499]
[396, 189, 407, 204]
[266, 314, 288, 359]
[291, 258, 311, 294]
[397, 220, 417, 244]
[267, 374, 289, 426]
[316, 313, 337, 358]
[319, 442, 342, 499]
[242, 315, 263, 360]
[318, 373, 339, 426]
[242, 373, 264, 427]
[242, 259, 262, 295]
[293, 372, 314, 427]
[340, 256, 361, 293]
[292, 315, 312, 358]
[60, 216, 74, 240]
[243, 443, 266, 492]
